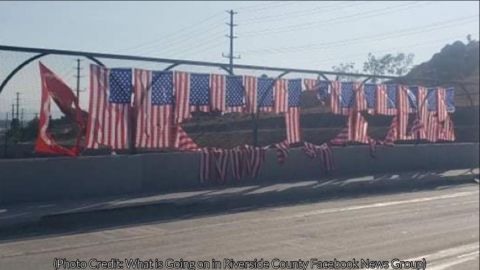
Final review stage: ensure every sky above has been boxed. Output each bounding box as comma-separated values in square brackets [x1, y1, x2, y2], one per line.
[0, 1, 479, 120]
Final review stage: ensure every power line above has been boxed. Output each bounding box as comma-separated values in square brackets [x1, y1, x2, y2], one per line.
[316, 32, 479, 67]
[240, 1, 363, 25]
[138, 21, 226, 56]
[236, 1, 298, 13]
[240, 1, 426, 36]
[156, 28, 226, 57]
[238, 15, 479, 55]
[117, 11, 225, 54]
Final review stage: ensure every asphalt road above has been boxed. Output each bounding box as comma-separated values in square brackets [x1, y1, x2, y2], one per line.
[0, 184, 478, 270]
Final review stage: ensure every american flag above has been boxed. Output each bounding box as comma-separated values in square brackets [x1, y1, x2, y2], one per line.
[340, 82, 355, 115]
[226, 75, 245, 113]
[285, 79, 302, 144]
[376, 84, 397, 115]
[274, 79, 288, 113]
[210, 74, 226, 112]
[173, 125, 199, 151]
[174, 71, 191, 124]
[354, 83, 367, 111]
[317, 80, 330, 104]
[134, 69, 173, 149]
[288, 79, 302, 107]
[189, 73, 210, 112]
[86, 64, 132, 150]
[244, 75, 257, 113]
[364, 83, 376, 114]
[330, 81, 342, 114]
[257, 77, 274, 112]
[303, 78, 318, 91]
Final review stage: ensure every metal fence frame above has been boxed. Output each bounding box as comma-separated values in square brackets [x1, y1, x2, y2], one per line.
[0, 44, 477, 153]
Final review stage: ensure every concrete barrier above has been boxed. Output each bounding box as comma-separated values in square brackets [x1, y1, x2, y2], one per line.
[0, 155, 143, 204]
[0, 143, 478, 205]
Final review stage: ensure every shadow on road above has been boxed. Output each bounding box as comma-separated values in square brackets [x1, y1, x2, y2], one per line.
[0, 169, 478, 243]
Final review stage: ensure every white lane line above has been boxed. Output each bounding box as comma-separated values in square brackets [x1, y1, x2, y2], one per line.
[458, 251, 480, 259]
[404, 243, 479, 270]
[427, 253, 479, 270]
[285, 191, 478, 220]
[406, 243, 479, 262]
[166, 190, 479, 232]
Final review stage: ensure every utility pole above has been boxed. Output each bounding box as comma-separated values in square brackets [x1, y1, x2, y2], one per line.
[11, 104, 15, 120]
[75, 58, 82, 102]
[5, 112, 8, 129]
[222, 10, 240, 74]
[15, 92, 20, 120]
[20, 108, 24, 128]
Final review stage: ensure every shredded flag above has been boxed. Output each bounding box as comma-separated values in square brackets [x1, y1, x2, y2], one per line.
[210, 74, 226, 112]
[272, 140, 289, 164]
[383, 115, 398, 146]
[36, 63, 83, 156]
[189, 73, 210, 112]
[200, 145, 266, 183]
[330, 127, 350, 145]
[376, 84, 397, 115]
[173, 126, 199, 151]
[229, 146, 247, 181]
[86, 64, 132, 150]
[303, 78, 318, 91]
[445, 87, 455, 113]
[134, 69, 173, 149]
[354, 83, 367, 111]
[397, 85, 414, 140]
[364, 83, 376, 114]
[225, 75, 245, 113]
[317, 80, 330, 105]
[303, 142, 335, 172]
[351, 112, 369, 144]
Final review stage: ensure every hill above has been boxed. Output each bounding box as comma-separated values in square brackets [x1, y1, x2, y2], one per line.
[402, 39, 479, 106]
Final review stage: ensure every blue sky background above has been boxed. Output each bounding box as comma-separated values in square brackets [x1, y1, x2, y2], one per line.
[0, 1, 478, 119]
